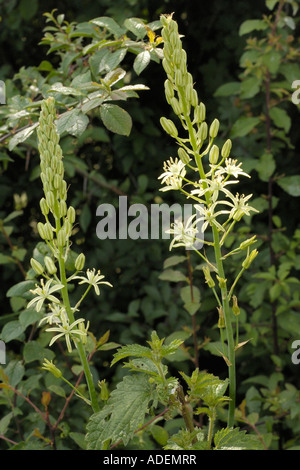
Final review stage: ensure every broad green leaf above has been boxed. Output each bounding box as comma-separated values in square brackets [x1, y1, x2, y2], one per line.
[266, 0, 279, 9]
[239, 19, 268, 36]
[6, 280, 36, 299]
[134, 50, 151, 75]
[269, 107, 291, 133]
[158, 269, 186, 282]
[1, 321, 26, 343]
[277, 175, 300, 197]
[163, 255, 186, 269]
[56, 109, 89, 137]
[23, 341, 53, 363]
[90, 17, 125, 37]
[124, 18, 147, 39]
[69, 432, 87, 450]
[240, 77, 261, 99]
[86, 374, 155, 449]
[100, 103, 132, 136]
[263, 51, 281, 75]
[0, 412, 13, 435]
[48, 82, 83, 96]
[79, 203, 92, 233]
[0, 253, 14, 264]
[180, 285, 201, 316]
[230, 116, 261, 138]
[8, 123, 39, 151]
[214, 81, 240, 97]
[151, 425, 169, 446]
[256, 153, 275, 182]
[214, 427, 264, 450]
[4, 360, 25, 387]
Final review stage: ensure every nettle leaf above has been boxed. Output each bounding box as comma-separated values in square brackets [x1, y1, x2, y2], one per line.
[100, 103, 132, 136]
[86, 374, 155, 449]
[111, 343, 152, 366]
[134, 50, 151, 75]
[214, 427, 264, 450]
[277, 175, 300, 197]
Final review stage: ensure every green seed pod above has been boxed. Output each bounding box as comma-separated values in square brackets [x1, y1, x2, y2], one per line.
[221, 139, 232, 159]
[239, 235, 257, 250]
[30, 258, 44, 275]
[209, 118, 220, 138]
[67, 206, 76, 224]
[160, 117, 178, 137]
[99, 379, 109, 401]
[242, 249, 258, 269]
[44, 256, 57, 275]
[209, 144, 219, 165]
[75, 253, 85, 271]
[203, 265, 215, 288]
[217, 306, 225, 329]
[177, 147, 190, 165]
[232, 295, 240, 316]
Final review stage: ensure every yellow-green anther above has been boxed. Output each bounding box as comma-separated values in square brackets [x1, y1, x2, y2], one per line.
[242, 249, 258, 269]
[178, 147, 190, 164]
[203, 265, 215, 288]
[75, 253, 85, 271]
[221, 139, 232, 158]
[198, 121, 208, 141]
[209, 118, 220, 138]
[30, 258, 44, 275]
[44, 256, 57, 275]
[67, 206, 76, 224]
[40, 198, 49, 216]
[209, 144, 219, 165]
[232, 295, 240, 316]
[217, 306, 225, 328]
[37, 222, 47, 240]
[160, 117, 178, 137]
[239, 235, 257, 250]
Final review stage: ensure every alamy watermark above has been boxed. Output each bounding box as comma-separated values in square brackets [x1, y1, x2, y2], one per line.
[95, 196, 204, 250]
[0, 80, 5, 105]
[0, 340, 6, 364]
[291, 80, 300, 105]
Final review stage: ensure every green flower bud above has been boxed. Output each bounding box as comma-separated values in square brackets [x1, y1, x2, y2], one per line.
[175, 68, 183, 87]
[75, 253, 85, 271]
[209, 144, 219, 165]
[37, 222, 47, 240]
[46, 191, 55, 210]
[164, 79, 174, 101]
[44, 222, 54, 241]
[194, 102, 206, 123]
[178, 147, 190, 165]
[198, 121, 208, 142]
[57, 228, 66, 247]
[239, 235, 257, 250]
[185, 83, 193, 103]
[40, 198, 49, 216]
[67, 206, 76, 224]
[162, 58, 173, 75]
[99, 379, 109, 401]
[30, 258, 44, 275]
[59, 200, 67, 218]
[160, 117, 178, 137]
[44, 256, 57, 275]
[209, 118, 220, 138]
[221, 139, 232, 159]
[191, 89, 198, 108]
[42, 359, 62, 378]
[63, 220, 72, 237]
[217, 275, 227, 289]
[53, 174, 61, 190]
[170, 97, 182, 115]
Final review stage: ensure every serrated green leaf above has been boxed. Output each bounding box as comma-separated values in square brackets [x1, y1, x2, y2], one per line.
[100, 103, 132, 136]
[214, 427, 264, 450]
[86, 374, 155, 449]
[111, 343, 152, 366]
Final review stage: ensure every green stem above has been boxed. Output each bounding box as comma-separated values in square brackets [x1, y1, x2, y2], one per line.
[207, 408, 216, 449]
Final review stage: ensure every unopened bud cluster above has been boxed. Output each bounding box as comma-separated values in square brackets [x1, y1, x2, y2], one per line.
[36, 97, 76, 256]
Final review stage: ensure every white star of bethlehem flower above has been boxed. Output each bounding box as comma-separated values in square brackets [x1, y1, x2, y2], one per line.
[215, 158, 250, 179]
[191, 175, 238, 202]
[27, 279, 64, 312]
[39, 304, 66, 326]
[73, 268, 113, 295]
[226, 193, 259, 221]
[158, 157, 186, 191]
[195, 202, 231, 232]
[46, 316, 87, 353]
[166, 214, 199, 250]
